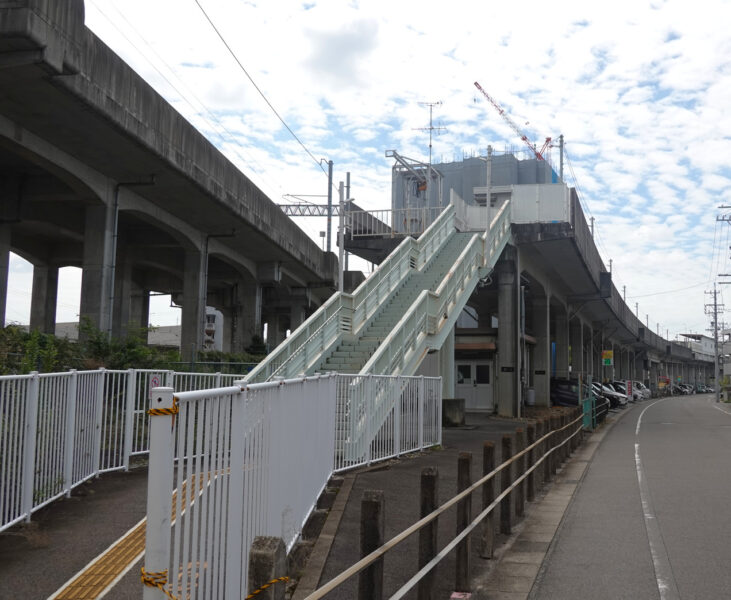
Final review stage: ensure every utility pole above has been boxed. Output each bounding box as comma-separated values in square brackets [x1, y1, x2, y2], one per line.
[590, 217, 595, 237]
[705, 283, 723, 402]
[326, 159, 333, 252]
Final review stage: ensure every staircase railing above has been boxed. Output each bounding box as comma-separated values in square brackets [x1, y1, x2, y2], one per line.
[345, 202, 512, 462]
[245, 205, 456, 383]
[361, 200, 512, 377]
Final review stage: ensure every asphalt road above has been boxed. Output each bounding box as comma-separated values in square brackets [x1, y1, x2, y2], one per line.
[531, 394, 731, 599]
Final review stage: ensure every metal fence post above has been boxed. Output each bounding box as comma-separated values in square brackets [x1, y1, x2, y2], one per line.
[123, 369, 135, 471]
[21, 372, 40, 522]
[455, 452, 472, 592]
[366, 375, 373, 465]
[142, 387, 175, 600]
[63, 370, 78, 496]
[394, 376, 402, 456]
[418, 376, 425, 450]
[92, 368, 105, 476]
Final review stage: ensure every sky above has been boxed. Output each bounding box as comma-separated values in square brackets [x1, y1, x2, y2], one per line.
[6, 0, 731, 339]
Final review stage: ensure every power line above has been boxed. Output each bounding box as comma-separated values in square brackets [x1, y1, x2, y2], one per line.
[627, 280, 708, 299]
[87, 0, 283, 199]
[192, 0, 327, 176]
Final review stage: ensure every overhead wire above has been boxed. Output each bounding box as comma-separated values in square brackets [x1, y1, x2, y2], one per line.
[86, 0, 288, 202]
[192, 0, 329, 178]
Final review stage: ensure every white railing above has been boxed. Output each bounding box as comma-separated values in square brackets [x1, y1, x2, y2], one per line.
[0, 367, 268, 533]
[335, 374, 442, 471]
[348, 206, 444, 237]
[244, 205, 456, 383]
[142, 373, 440, 599]
[361, 201, 512, 379]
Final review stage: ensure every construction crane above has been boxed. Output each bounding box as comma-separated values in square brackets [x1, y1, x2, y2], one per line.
[474, 81, 550, 161]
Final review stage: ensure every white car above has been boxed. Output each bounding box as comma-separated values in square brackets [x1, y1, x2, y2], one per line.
[633, 381, 651, 399]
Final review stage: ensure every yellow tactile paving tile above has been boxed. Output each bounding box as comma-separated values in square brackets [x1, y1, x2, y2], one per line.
[49, 471, 219, 600]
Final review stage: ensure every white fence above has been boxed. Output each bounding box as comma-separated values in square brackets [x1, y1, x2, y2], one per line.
[143, 373, 441, 599]
[348, 206, 444, 237]
[0, 368, 263, 533]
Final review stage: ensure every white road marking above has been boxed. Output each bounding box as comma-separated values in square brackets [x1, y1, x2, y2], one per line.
[635, 398, 680, 600]
[713, 404, 731, 416]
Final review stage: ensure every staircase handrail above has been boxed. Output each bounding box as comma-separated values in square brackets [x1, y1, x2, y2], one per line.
[349, 204, 454, 332]
[360, 201, 512, 377]
[245, 205, 455, 382]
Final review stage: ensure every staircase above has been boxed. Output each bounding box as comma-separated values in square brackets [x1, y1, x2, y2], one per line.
[320, 232, 473, 374]
[245, 200, 512, 384]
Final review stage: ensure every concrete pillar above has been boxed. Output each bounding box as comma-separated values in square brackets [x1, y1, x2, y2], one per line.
[570, 317, 583, 380]
[0, 224, 9, 327]
[112, 253, 134, 338]
[289, 287, 310, 333]
[497, 260, 519, 417]
[532, 296, 550, 406]
[30, 264, 58, 334]
[439, 325, 455, 399]
[130, 284, 150, 330]
[181, 248, 206, 361]
[80, 205, 114, 332]
[222, 282, 262, 354]
[554, 308, 569, 379]
[267, 313, 288, 349]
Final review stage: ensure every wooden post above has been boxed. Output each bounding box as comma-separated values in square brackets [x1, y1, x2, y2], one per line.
[551, 415, 559, 476]
[500, 434, 513, 535]
[455, 452, 472, 592]
[480, 441, 495, 559]
[526, 423, 536, 503]
[543, 416, 552, 483]
[359, 490, 385, 600]
[418, 468, 439, 600]
[514, 428, 525, 518]
[536, 418, 545, 489]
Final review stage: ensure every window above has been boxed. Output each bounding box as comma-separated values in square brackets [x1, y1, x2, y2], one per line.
[457, 364, 471, 384]
[475, 364, 490, 384]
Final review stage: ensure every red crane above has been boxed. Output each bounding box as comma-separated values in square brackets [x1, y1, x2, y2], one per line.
[474, 81, 550, 161]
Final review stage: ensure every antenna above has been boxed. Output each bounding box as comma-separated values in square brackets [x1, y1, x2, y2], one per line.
[414, 101, 446, 206]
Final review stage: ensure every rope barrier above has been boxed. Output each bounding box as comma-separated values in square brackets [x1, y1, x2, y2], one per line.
[140, 567, 178, 600]
[245, 575, 290, 598]
[147, 397, 179, 416]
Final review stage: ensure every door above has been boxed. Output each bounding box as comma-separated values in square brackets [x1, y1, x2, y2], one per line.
[455, 360, 493, 411]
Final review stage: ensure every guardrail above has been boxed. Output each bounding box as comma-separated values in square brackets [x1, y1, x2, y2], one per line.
[0, 368, 264, 533]
[142, 373, 441, 599]
[305, 408, 585, 599]
[244, 205, 456, 383]
[348, 206, 444, 237]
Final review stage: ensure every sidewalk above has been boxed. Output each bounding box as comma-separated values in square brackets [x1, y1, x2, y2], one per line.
[292, 408, 594, 599]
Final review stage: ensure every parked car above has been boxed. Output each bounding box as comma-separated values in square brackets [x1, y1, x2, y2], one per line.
[613, 381, 642, 402]
[678, 383, 693, 394]
[550, 378, 592, 407]
[633, 381, 651, 399]
[592, 381, 627, 408]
